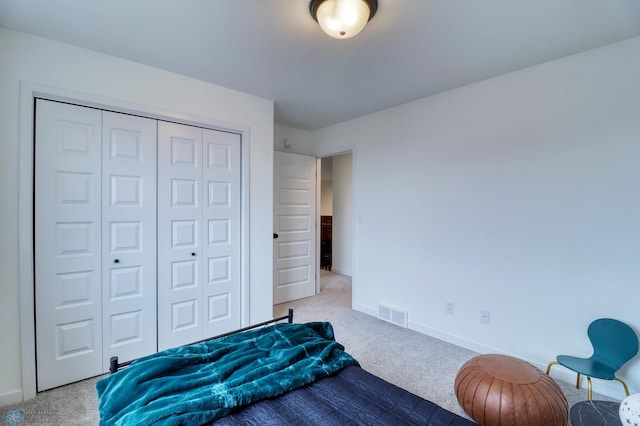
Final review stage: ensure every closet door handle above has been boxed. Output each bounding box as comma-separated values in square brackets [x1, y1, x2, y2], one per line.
[113, 259, 120, 264]
[191, 252, 196, 257]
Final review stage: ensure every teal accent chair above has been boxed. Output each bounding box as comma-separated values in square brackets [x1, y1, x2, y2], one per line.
[546, 318, 639, 400]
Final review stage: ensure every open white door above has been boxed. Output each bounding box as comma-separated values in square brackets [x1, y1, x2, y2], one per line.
[273, 152, 317, 304]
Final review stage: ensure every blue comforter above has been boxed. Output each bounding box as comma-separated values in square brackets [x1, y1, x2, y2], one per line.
[96, 322, 358, 426]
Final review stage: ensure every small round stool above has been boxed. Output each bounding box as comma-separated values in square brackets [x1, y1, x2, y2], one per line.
[454, 354, 568, 426]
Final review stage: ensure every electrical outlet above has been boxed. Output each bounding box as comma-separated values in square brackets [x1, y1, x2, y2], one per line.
[480, 309, 491, 324]
[445, 302, 455, 315]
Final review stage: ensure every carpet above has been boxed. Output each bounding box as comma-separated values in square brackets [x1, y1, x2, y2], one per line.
[3, 271, 616, 425]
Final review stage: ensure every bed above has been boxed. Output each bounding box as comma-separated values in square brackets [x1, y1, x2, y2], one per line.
[97, 310, 475, 425]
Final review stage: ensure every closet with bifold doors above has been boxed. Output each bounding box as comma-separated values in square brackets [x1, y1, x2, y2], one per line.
[156, 121, 242, 351]
[34, 99, 241, 391]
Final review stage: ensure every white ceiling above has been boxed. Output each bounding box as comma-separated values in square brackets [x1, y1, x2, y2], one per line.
[2, 1, 640, 130]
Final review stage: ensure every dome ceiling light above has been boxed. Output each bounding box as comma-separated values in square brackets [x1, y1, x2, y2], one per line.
[309, 0, 378, 39]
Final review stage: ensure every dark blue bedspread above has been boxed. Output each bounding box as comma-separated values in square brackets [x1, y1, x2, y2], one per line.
[217, 366, 476, 425]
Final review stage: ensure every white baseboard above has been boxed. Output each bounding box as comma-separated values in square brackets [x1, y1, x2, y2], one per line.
[408, 319, 502, 355]
[352, 304, 629, 401]
[353, 303, 376, 318]
[0, 389, 24, 408]
[329, 268, 351, 276]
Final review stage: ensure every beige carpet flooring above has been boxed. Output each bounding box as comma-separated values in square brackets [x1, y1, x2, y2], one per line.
[3, 270, 614, 425]
[276, 271, 616, 424]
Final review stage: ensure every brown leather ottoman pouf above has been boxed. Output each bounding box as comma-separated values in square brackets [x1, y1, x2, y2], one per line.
[454, 354, 568, 426]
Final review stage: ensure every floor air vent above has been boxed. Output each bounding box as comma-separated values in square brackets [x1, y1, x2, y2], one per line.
[377, 303, 408, 328]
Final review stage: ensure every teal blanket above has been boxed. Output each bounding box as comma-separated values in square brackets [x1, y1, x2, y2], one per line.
[96, 322, 358, 425]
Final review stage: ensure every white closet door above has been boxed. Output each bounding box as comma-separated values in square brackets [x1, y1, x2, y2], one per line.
[202, 129, 241, 337]
[35, 100, 103, 391]
[102, 111, 157, 366]
[157, 122, 204, 350]
[157, 123, 242, 350]
[35, 101, 244, 386]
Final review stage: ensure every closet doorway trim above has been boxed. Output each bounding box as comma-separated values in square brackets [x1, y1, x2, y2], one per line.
[18, 82, 251, 401]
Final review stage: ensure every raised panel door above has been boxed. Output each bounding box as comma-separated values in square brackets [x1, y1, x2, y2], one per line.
[157, 122, 203, 350]
[202, 129, 241, 337]
[35, 100, 103, 391]
[273, 152, 317, 304]
[102, 111, 157, 366]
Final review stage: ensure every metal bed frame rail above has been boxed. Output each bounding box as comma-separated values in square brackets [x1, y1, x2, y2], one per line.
[109, 308, 294, 373]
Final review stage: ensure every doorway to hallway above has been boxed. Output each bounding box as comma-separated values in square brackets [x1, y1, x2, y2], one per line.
[319, 152, 353, 278]
[272, 149, 354, 307]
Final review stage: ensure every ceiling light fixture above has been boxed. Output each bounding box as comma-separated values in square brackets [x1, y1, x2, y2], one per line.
[310, 0, 378, 39]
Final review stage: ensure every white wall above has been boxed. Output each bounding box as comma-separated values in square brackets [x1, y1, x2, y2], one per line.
[321, 175, 333, 216]
[331, 153, 353, 276]
[312, 36, 640, 399]
[274, 123, 315, 155]
[0, 28, 274, 404]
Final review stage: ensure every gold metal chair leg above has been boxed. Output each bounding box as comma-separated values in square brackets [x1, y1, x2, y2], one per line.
[541, 364, 629, 400]
[545, 361, 559, 375]
[615, 377, 631, 396]
[576, 373, 581, 389]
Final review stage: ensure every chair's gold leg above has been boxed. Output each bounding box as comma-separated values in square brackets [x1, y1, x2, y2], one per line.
[615, 377, 630, 396]
[545, 361, 559, 375]
[576, 373, 581, 389]
[587, 377, 592, 400]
